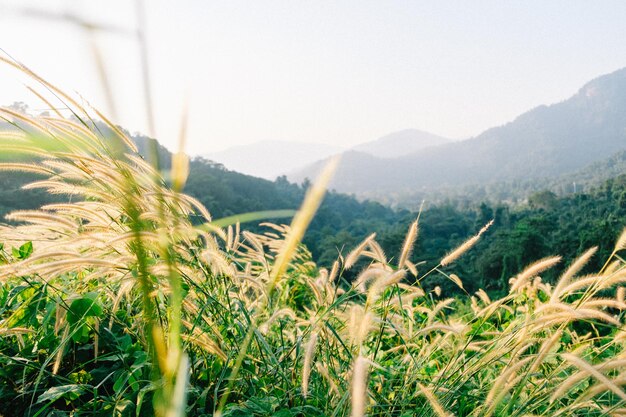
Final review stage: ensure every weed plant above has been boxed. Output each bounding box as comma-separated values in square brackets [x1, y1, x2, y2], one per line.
[1, 61, 626, 417]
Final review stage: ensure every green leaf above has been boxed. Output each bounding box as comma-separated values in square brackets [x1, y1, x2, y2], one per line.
[66, 292, 103, 342]
[67, 292, 103, 326]
[36, 384, 84, 404]
[44, 411, 70, 417]
[12, 241, 33, 260]
[115, 398, 134, 417]
[113, 373, 127, 394]
[244, 396, 279, 414]
[136, 384, 156, 417]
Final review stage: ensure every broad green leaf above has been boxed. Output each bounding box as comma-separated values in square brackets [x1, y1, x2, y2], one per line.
[66, 292, 103, 326]
[12, 241, 33, 260]
[66, 292, 103, 343]
[36, 384, 84, 404]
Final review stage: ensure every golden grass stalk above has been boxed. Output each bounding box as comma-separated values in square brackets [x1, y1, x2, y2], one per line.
[302, 331, 318, 398]
[0, 327, 34, 336]
[427, 298, 455, 323]
[0, 163, 52, 175]
[440, 220, 493, 266]
[418, 383, 453, 417]
[484, 356, 534, 416]
[527, 329, 563, 376]
[216, 157, 339, 414]
[449, 273, 464, 290]
[316, 362, 340, 396]
[510, 256, 562, 293]
[269, 156, 339, 287]
[52, 325, 70, 375]
[171, 101, 189, 192]
[615, 227, 626, 252]
[345, 233, 377, 269]
[561, 353, 626, 402]
[348, 305, 375, 347]
[398, 218, 418, 269]
[328, 260, 340, 283]
[551, 247, 597, 302]
[351, 355, 369, 417]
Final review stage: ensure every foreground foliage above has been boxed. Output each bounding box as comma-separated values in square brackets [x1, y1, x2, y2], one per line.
[1, 67, 626, 416]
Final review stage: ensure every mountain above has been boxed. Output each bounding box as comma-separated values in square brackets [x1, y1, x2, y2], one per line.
[352, 129, 451, 158]
[386, 149, 626, 209]
[206, 130, 449, 181]
[290, 68, 626, 201]
[205, 140, 343, 180]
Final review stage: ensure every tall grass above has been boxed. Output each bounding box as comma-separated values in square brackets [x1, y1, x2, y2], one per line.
[1, 64, 626, 417]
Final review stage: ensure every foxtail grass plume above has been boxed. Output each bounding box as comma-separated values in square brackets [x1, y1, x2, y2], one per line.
[351, 356, 370, 417]
[302, 331, 318, 398]
[345, 233, 377, 269]
[440, 220, 493, 266]
[398, 218, 418, 270]
[551, 247, 597, 302]
[510, 256, 561, 293]
[418, 383, 453, 417]
[615, 227, 626, 253]
[269, 156, 339, 287]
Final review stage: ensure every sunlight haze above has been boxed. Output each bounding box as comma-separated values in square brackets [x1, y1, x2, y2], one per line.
[1, 1, 626, 155]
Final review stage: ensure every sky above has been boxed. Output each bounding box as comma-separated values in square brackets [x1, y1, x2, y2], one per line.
[1, 1, 626, 155]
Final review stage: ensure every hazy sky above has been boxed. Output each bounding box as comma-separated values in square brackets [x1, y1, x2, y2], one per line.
[1, 1, 626, 155]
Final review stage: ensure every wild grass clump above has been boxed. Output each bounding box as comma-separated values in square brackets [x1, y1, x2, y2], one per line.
[1, 63, 626, 417]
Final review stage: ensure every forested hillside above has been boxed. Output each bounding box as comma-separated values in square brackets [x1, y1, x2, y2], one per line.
[184, 162, 626, 295]
[424, 176, 626, 294]
[3, 145, 625, 296]
[386, 148, 626, 208]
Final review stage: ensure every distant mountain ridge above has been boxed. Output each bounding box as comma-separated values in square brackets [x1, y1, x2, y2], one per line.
[205, 140, 343, 180]
[206, 129, 452, 180]
[351, 129, 451, 158]
[289, 67, 626, 199]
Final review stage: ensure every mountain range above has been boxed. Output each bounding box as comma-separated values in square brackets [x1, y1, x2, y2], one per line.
[288, 67, 626, 203]
[351, 129, 451, 158]
[205, 140, 343, 179]
[205, 129, 452, 180]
